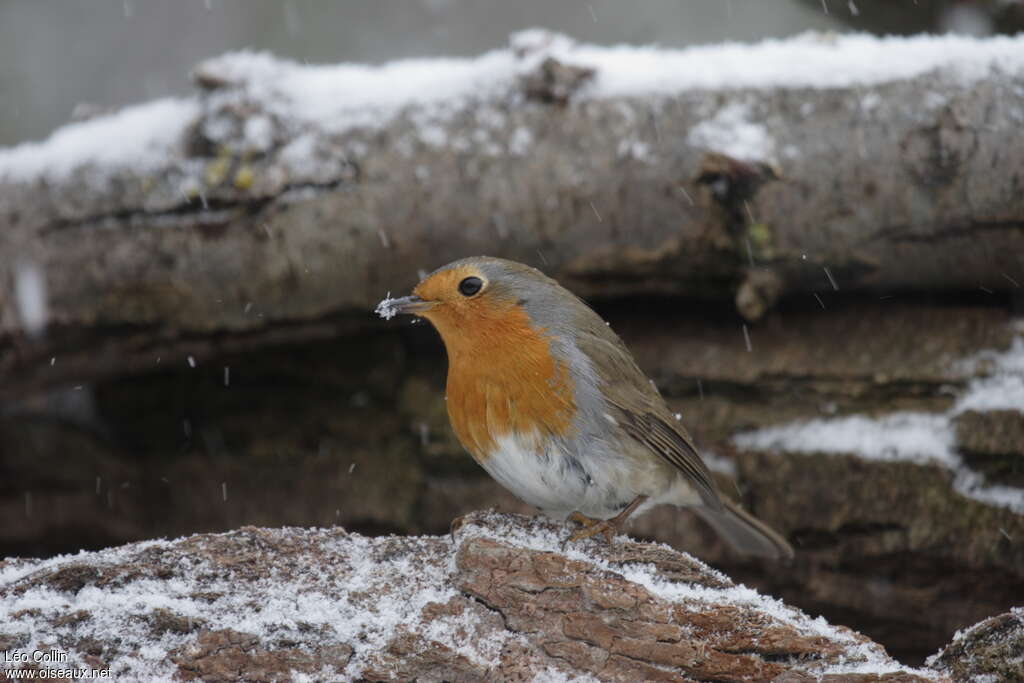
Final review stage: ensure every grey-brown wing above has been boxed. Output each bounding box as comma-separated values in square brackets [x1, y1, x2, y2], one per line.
[572, 325, 723, 510]
[615, 409, 722, 510]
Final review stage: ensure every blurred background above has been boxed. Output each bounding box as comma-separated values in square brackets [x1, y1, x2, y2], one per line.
[2, 0, 1023, 669]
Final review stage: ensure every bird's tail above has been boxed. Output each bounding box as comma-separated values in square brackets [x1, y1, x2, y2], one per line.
[695, 498, 794, 560]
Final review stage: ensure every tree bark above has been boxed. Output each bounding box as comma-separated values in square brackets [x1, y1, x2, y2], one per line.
[0, 511, 951, 681]
[1, 32, 1023, 397]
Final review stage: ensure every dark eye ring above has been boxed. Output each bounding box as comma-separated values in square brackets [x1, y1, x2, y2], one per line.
[458, 276, 483, 297]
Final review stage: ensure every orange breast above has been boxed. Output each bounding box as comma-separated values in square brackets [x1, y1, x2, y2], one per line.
[437, 304, 577, 461]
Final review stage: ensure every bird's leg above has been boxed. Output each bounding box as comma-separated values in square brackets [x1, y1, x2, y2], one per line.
[567, 511, 598, 528]
[566, 495, 648, 543]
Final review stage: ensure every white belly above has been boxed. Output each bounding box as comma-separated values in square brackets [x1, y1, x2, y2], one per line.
[480, 431, 650, 519]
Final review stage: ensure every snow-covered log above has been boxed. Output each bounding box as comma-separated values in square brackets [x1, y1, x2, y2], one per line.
[929, 607, 1024, 682]
[1, 30, 1024, 393]
[0, 511, 952, 681]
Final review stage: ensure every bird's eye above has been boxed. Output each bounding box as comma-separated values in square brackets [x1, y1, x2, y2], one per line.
[458, 276, 483, 297]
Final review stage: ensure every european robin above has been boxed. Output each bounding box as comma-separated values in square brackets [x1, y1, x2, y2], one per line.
[377, 256, 793, 559]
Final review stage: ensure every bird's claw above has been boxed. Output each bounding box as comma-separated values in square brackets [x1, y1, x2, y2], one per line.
[569, 521, 617, 543]
[563, 496, 647, 548]
[449, 513, 469, 539]
[564, 511, 618, 545]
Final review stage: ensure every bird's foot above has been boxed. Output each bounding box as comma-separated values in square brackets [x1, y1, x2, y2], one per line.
[564, 495, 649, 546]
[566, 512, 619, 544]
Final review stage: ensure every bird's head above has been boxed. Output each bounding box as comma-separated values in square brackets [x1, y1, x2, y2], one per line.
[378, 256, 566, 355]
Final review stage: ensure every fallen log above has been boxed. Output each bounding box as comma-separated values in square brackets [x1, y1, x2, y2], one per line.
[1, 30, 1024, 396]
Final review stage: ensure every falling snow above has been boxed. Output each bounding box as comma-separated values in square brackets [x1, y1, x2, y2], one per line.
[13, 262, 48, 336]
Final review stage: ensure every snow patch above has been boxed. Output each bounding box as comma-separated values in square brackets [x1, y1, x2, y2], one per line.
[208, 30, 1024, 127]
[955, 373, 1024, 413]
[201, 48, 518, 136]
[0, 98, 198, 182]
[4, 31, 1024, 183]
[734, 334, 1024, 514]
[277, 133, 319, 176]
[735, 413, 956, 467]
[374, 294, 402, 320]
[242, 115, 274, 152]
[0, 530, 503, 680]
[0, 514, 940, 680]
[573, 31, 1024, 95]
[926, 606, 1024, 670]
[688, 102, 774, 162]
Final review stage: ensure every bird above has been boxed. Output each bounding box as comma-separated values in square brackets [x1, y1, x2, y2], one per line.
[376, 256, 793, 559]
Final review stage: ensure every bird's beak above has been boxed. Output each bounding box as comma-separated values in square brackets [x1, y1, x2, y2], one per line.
[376, 294, 437, 320]
[393, 295, 436, 315]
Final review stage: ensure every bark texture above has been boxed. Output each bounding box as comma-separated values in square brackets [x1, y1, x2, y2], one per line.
[928, 608, 1024, 682]
[2, 33, 1024, 394]
[0, 511, 954, 681]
